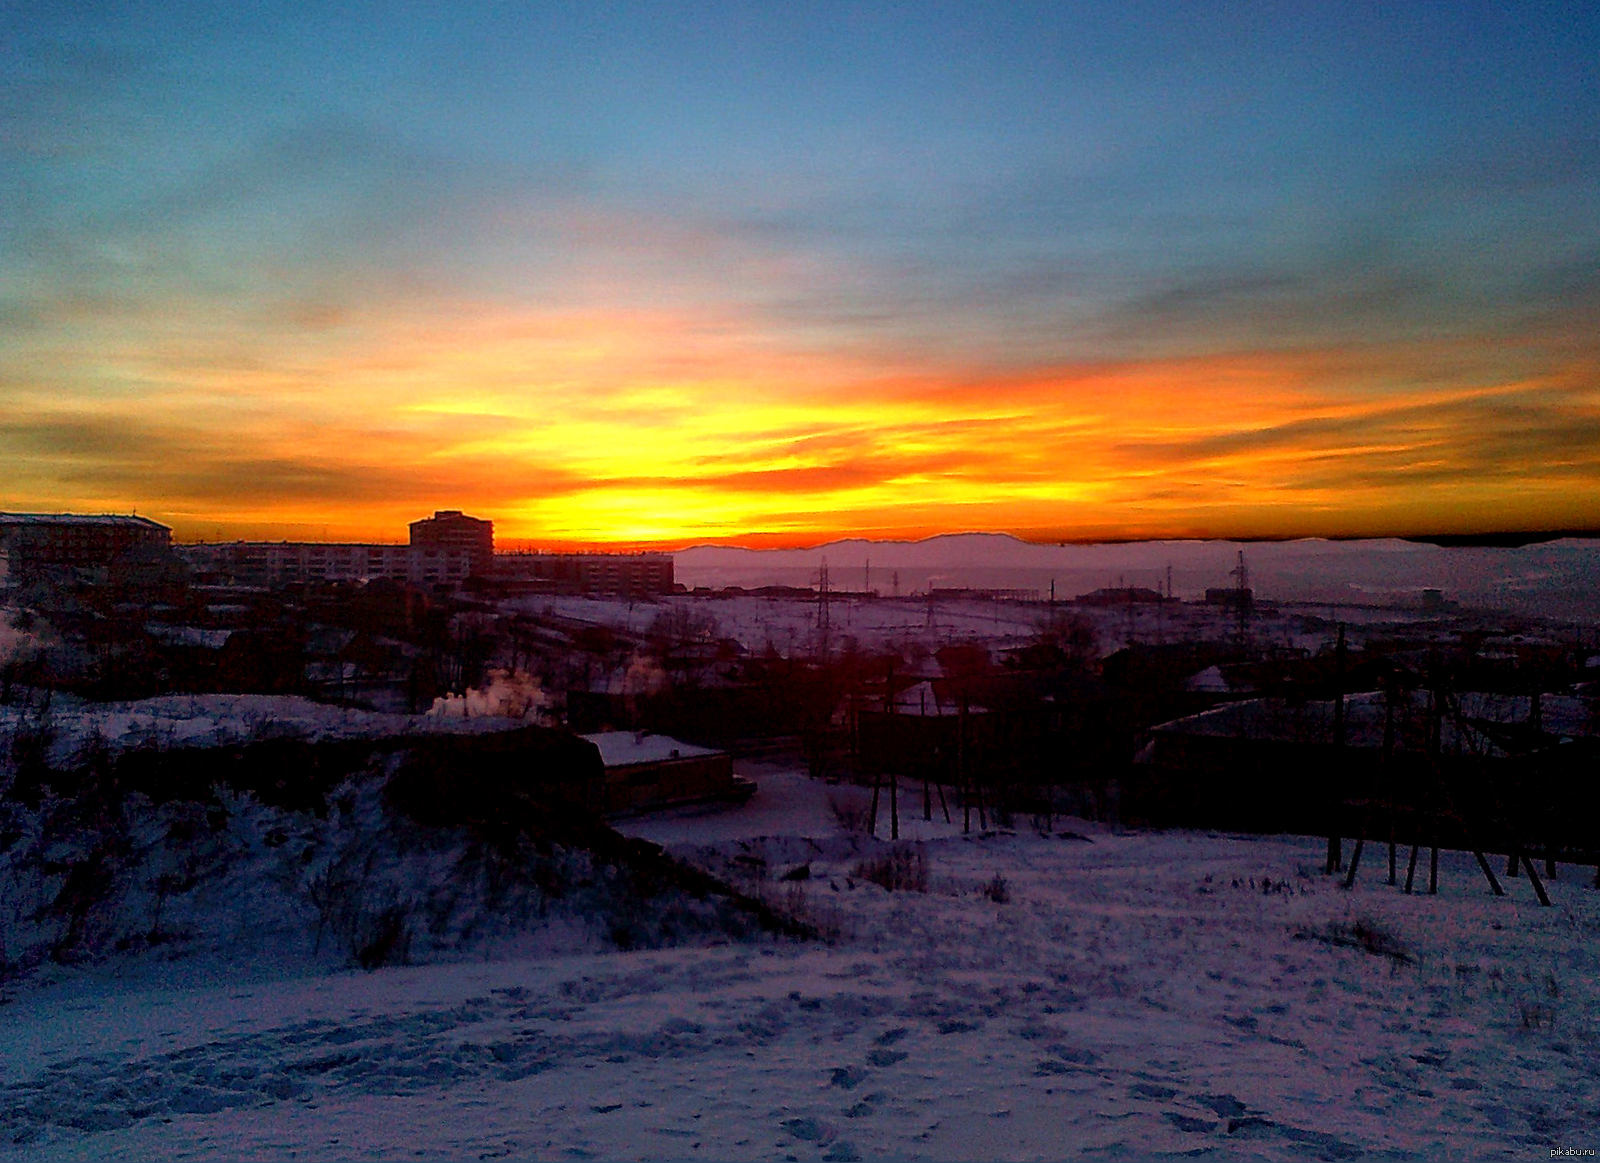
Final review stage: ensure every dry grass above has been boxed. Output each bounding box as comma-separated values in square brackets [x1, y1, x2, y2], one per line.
[1299, 917, 1413, 965]
[853, 845, 928, 893]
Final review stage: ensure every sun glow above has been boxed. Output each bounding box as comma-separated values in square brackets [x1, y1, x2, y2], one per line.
[4, 298, 1598, 545]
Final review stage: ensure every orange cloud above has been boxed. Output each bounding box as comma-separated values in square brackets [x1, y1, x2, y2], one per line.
[2, 296, 1596, 545]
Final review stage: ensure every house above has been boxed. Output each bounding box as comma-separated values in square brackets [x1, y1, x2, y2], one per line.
[1129, 690, 1600, 851]
[581, 731, 753, 815]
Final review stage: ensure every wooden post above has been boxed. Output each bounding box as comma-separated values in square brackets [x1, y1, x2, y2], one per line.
[960, 698, 971, 834]
[1328, 625, 1347, 874]
[1521, 854, 1552, 907]
[1382, 679, 1396, 886]
[1427, 682, 1442, 897]
[1404, 843, 1420, 893]
[1473, 849, 1505, 896]
[889, 771, 899, 841]
[1343, 834, 1365, 889]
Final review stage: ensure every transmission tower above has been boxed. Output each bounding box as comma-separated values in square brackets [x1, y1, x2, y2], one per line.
[1230, 549, 1251, 651]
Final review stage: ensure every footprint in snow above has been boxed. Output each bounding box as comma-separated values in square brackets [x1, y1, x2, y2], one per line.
[1164, 1112, 1218, 1133]
[1128, 1083, 1179, 1101]
[1193, 1094, 1247, 1119]
[781, 1116, 832, 1141]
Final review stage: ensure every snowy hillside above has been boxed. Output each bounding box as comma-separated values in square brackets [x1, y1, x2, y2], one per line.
[676, 534, 1600, 618]
[4, 762, 1597, 1159]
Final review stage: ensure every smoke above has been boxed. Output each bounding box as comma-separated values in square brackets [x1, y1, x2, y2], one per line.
[620, 653, 667, 699]
[429, 669, 548, 721]
[619, 652, 668, 719]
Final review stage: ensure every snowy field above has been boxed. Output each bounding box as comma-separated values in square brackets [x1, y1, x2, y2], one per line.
[513, 592, 1351, 662]
[674, 535, 1600, 622]
[5, 763, 1598, 1160]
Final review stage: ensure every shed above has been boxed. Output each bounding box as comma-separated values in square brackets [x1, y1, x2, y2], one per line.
[581, 731, 753, 815]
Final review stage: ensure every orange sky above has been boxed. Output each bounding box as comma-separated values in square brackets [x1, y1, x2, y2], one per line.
[5, 298, 1597, 547]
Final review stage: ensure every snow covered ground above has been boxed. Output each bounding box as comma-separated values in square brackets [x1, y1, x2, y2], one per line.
[5, 761, 1599, 1160]
[512, 591, 1354, 664]
[0, 692, 547, 772]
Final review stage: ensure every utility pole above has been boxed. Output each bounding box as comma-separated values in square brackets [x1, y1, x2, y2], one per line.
[1327, 623, 1346, 874]
[817, 558, 831, 657]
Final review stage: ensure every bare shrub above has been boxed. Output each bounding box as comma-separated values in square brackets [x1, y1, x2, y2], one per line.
[770, 879, 845, 944]
[853, 844, 928, 892]
[353, 905, 412, 970]
[305, 866, 362, 956]
[829, 794, 870, 834]
[1520, 1001, 1555, 1030]
[1299, 917, 1412, 965]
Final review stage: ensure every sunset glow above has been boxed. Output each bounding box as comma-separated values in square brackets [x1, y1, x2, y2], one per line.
[4, 4, 1597, 545]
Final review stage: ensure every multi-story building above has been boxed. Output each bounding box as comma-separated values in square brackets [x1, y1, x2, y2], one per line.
[191, 510, 494, 588]
[184, 511, 674, 596]
[494, 552, 675, 597]
[409, 510, 494, 577]
[203, 541, 476, 588]
[0, 513, 172, 587]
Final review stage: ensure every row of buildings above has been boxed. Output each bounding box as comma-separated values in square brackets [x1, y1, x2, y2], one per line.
[1, 510, 675, 598]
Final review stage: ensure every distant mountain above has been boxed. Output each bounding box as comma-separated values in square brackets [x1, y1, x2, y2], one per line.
[677, 533, 1434, 575]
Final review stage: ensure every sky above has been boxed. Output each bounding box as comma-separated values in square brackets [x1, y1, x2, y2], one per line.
[3, 1, 1598, 548]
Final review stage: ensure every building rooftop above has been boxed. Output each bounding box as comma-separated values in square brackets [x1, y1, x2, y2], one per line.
[0, 512, 169, 530]
[1149, 690, 1596, 756]
[582, 731, 721, 767]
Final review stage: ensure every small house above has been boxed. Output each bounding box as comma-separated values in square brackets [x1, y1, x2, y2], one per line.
[581, 731, 754, 815]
